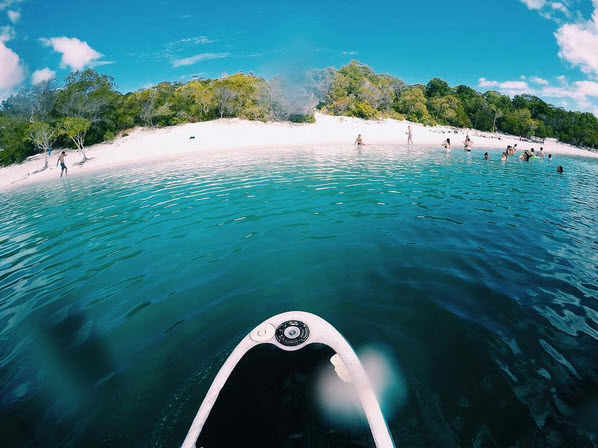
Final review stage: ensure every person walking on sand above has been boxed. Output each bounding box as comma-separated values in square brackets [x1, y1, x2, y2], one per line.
[355, 134, 364, 146]
[407, 126, 413, 145]
[441, 138, 451, 151]
[57, 151, 68, 177]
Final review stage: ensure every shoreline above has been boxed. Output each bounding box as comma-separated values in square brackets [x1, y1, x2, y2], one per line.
[2, 113, 596, 192]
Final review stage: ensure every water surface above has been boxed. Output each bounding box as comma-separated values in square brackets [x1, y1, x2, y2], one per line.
[1, 146, 597, 447]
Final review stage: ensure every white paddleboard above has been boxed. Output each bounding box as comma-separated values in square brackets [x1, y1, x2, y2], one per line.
[182, 311, 396, 448]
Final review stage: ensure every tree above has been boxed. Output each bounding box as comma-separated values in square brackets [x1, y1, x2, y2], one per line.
[428, 95, 470, 127]
[28, 122, 56, 171]
[214, 85, 237, 118]
[59, 117, 92, 164]
[1, 80, 57, 122]
[426, 78, 451, 98]
[0, 115, 31, 166]
[396, 86, 435, 125]
[56, 70, 118, 121]
[501, 109, 536, 137]
[140, 90, 158, 127]
[175, 81, 216, 120]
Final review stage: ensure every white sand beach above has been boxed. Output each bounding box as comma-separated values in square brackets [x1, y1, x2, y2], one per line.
[2, 113, 596, 191]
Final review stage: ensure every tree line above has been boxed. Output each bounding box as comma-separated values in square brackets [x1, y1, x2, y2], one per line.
[1, 60, 597, 167]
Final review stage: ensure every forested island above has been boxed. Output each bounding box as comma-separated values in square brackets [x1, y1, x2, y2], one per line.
[1, 60, 597, 167]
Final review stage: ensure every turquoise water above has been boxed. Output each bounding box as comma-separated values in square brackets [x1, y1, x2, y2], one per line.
[1, 146, 597, 447]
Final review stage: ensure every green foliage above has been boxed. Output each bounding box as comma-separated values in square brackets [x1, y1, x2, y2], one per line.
[327, 61, 400, 119]
[28, 121, 56, 151]
[288, 114, 315, 123]
[104, 131, 115, 141]
[396, 87, 435, 125]
[428, 95, 470, 128]
[59, 117, 92, 149]
[426, 78, 451, 98]
[0, 115, 32, 165]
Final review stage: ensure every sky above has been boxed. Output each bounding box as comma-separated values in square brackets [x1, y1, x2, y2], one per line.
[1, 0, 598, 115]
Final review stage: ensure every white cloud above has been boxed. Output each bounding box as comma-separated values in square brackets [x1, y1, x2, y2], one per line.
[519, 0, 572, 22]
[0, 31, 26, 98]
[555, 22, 598, 76]
[520, 0, 546, 10]
[7, 9, 19, 22]
[550, 2, 569, 15]
[0, 25, 15, 42]
[40, 36, 104, 70]
[530, 76, 549, 85]
[178, 36, 217, 45]
[172, 52, 229, 68]
[342, 50, 359, 55]
[0, 0, 24, 11]
[31, 67, 55, 84]
[500, 80, 529, 90]
[478, 77, 529, 91]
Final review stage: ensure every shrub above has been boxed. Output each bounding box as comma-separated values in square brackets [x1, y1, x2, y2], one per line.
[104, 131, 115, 142]
[349, 101, 377, 119]
[289, 114, 315, 123]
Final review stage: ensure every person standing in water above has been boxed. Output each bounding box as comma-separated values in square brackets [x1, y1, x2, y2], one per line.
[441, 138, 451, 151]
[407, 126, 413, 145]
[463, 136, 473, 151]
[548, 154, 552, 161]
[484, 152, 489, 160]
[355, 134, 364, 146]
[56, 151, 68, 177]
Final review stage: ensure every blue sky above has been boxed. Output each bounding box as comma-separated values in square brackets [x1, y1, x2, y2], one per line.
[1, 0, 598, 114]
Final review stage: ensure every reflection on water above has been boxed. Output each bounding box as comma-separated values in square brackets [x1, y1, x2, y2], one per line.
[1, 145, 597, 447]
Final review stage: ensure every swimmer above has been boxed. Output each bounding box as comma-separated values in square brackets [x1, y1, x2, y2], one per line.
[501, 152, 507, 161]
[539, 147, 545, 159]
[557, 165, 564, 173]
[355, 134, 363, 146]
[548, 154, 552, 161]
[484, 152, 489, 160]
[464, 136, 473, 151]
[441, 138, 451, 151]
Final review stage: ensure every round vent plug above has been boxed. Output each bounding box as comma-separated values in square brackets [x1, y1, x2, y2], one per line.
[275, 320, 309, 346]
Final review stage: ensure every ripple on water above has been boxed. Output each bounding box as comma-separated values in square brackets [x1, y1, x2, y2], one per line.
[0, 145, 597, 446]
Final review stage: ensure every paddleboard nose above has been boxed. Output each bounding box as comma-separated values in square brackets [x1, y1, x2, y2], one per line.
[275, 320, 310, 346]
